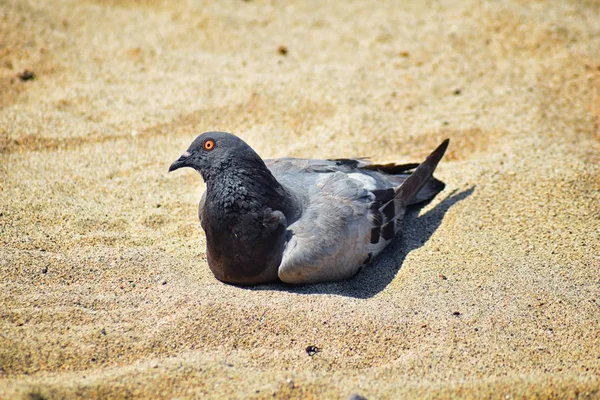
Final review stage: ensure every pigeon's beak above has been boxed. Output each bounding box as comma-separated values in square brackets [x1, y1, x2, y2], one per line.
[169, 151, 191, 172]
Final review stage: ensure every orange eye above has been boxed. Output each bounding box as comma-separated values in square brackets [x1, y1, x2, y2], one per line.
[203, 139, 215, 151]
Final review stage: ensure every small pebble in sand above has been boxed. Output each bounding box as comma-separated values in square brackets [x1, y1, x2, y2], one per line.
[347, 394, 368, 400]
[18, 69, 35, 81]
[452, 311, 461, 316]
[277, 45, 288, 56]
[305, 345, 320, 356]
[26, 392, 46, 400]
[438, 274, 447, 280]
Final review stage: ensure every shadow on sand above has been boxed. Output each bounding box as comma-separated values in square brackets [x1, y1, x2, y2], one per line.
[245, 186, 475, 299]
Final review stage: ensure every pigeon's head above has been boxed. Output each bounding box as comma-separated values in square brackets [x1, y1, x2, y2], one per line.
[169, 131, 260, 179]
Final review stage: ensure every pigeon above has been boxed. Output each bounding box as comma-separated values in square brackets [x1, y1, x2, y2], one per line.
[169, 132, 449, 285]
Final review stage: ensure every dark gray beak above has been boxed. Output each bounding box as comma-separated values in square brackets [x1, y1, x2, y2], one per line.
[168, 151, 191, 172]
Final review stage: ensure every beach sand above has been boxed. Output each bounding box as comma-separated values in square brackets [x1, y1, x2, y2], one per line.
[1, 0, 599, 398]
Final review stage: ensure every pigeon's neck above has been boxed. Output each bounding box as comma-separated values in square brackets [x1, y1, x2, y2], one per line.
[204, 158, 294, 219]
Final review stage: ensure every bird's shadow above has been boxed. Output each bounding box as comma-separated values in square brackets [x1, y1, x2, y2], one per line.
[245, 186, 475, 299]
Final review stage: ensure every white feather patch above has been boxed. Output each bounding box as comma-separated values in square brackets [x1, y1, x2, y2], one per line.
[348, 173, 377, 190]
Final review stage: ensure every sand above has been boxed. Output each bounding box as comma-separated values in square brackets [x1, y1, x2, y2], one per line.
[1, 0, 599, 398]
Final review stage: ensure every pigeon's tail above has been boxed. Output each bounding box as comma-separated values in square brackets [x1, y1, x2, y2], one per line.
[409, 176, 446, 205]
[396, 139, 449, 206]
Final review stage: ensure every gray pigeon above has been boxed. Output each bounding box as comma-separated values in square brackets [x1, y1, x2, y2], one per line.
[169, 132, 449, 285]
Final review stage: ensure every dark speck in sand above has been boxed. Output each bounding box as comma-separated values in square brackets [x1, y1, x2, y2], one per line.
[277, 45, 288, 56]
[18, 70, 35, 81]
[347, 394, 368, 400]
[305, 345, 320, 356]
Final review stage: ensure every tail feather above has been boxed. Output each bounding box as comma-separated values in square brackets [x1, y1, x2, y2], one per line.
[396, 139, 449, 206]
[365, 139, 449, 246]
[409, 177, 445, 205]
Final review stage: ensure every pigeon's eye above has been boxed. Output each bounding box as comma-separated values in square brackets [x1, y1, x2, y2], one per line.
[203, 139, 215, 151]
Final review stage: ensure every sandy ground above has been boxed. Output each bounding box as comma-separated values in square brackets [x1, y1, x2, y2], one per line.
[1, 0, 599, 398]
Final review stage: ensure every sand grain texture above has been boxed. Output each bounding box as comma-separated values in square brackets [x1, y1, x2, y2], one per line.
[1, 0, 599, 399]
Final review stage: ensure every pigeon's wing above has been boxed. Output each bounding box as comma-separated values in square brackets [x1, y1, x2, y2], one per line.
[277, 171, 378, 283]
[276, 139, 449, 284]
